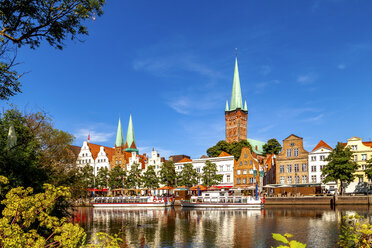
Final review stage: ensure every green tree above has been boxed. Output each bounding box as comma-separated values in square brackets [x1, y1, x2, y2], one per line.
[263, 138, 282, 155]
[178, 163, 199, 187]
[322, 143, 359, 195]
[109, 166, 126, 189]
[0, 0, 106, 100]
[142, 165, 159, 189]
[159, 161, 177, 187]
[96, 167, 109, 189]
[0, 176, 122, 247]
[206, 140, 252, 160]
[126, 163, 142, 189]
[201, 161, 223, 187]
[79, 164, 94, 187]
[230, 140, 252, 160]
[0, 108, 49, 193]
[339, 214, 372, 248]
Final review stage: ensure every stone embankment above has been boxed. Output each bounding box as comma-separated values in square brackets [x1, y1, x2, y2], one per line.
[265, 196, 372, 206]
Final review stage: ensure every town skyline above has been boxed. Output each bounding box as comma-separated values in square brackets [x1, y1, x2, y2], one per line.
[1, 0, 372, 158]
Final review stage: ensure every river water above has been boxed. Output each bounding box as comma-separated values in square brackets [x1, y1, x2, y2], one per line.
[73, 206, 371, 248]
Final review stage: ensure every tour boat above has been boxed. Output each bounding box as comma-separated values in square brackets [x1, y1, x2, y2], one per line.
[91, 196, 175, 208]
[181, 191, 263, 209]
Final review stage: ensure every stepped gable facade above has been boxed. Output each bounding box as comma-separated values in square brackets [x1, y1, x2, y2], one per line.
[234, 147, 259, 187]
[276, 134, 309, 185]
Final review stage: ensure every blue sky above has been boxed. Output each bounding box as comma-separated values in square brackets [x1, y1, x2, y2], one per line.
[2, 0, 372, 159]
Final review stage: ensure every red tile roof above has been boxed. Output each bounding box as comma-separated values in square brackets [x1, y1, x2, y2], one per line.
[178, 157, 192, 163]
[362, 142, 372, 148]
[87, 143, 115, 160]
[218, 151, 232, 157]
[312, 140, 333, 152]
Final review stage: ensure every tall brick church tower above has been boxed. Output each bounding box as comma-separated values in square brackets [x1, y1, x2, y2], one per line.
[225, 54, 248, 143]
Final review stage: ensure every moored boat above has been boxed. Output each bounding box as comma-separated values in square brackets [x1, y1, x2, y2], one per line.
[181, 191, 263, 209]
[91, 196, 174, 208]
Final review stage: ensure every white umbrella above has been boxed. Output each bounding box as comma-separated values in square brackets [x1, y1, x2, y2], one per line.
[263, 185, 276, 188]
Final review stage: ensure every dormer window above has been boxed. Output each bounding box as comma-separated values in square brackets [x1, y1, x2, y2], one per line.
[351, 145, 358, 151]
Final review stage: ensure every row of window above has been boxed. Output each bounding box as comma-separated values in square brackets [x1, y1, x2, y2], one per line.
[310, 155, 326, 161]
[239, 160, 253, 166]
[279, 175, 307, 184]
[219, 165, 232, 172]
[237, 169, 248, 175]
[311, 175, 325, 183]
[279, 164, 307, 173]
[78, 159, 92, 164]
[236, 177, 254, 184]
[352, 154, 369, 161]
[286, 148, 299, 157]
[310, 165, 324, 172]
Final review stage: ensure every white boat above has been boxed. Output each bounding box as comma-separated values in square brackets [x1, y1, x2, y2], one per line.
[91, 196, 174, 208]
[181, 191, 263, 209]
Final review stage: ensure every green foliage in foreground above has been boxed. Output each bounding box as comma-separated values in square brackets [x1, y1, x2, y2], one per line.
[0, 176, 122, 247]
[339, 214, 372, 248]
[206, 140, 253, 160]
[271, 233, 306, 248]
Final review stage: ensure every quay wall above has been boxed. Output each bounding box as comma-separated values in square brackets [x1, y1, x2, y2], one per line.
[265, 196, 372, 205]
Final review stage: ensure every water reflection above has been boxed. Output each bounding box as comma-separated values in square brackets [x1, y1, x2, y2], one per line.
[73, 206, 371, 248]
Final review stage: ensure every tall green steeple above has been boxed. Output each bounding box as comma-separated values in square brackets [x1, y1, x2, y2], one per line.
[229, 56, 243, 111]
[125, 114, 138, 153]
[115, 118, 124, 147]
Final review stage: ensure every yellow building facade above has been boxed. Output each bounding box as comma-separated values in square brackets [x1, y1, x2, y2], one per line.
[344, 137, 372, 193]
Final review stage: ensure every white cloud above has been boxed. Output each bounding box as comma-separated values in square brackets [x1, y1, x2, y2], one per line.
[257, 124, 275, 133]
[297, 73, 317, 84]
[74, 128, 115, 143]
[302, 114, 324, 122]
[138, 146, 174, 159]
[259, 65, 271, 76]
[338, 64, 346, 70]
[255, 79, 280, 93]
[167, 92, 225, 115]
[168, 98, 191, 115]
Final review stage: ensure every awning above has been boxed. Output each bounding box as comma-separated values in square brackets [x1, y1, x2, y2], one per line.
[216, 185, 233, 188]
[190, 185, 207, 191]
[156, 186, 175, 190]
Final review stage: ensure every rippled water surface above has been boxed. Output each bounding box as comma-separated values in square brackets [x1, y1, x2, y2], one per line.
[73, 206, 371, 248]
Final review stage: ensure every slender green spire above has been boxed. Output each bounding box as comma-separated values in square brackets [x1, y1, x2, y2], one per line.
[244, 100, 248, 111]
[115, 118, 124, 147]
[225, 100, 229, 111]
[125, 114, 138, 153]
[230, 55, 243, 111]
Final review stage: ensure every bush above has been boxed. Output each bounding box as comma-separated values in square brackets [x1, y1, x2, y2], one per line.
[339, 214, 372, 248]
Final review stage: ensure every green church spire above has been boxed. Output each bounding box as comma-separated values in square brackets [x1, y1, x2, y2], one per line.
[225, 100, 229, 111]
[125, 114, 138, 153]
[229, 55, 243, 111]
[115, 118, 124, 147]
[244, 100, 247, 111]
